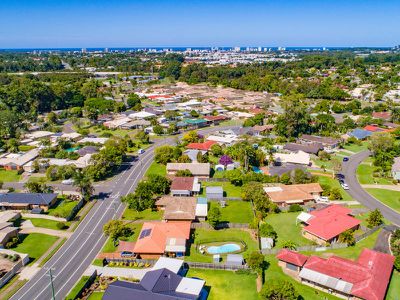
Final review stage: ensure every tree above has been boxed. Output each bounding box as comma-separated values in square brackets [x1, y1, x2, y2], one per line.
[0, 110, 20, 138]
[175, 169, 193, 177]
[288, 204, 303, 212]
[329, 187, 342, 200]
[366, 209, 383, 228]
[219, 155, 233, 166]
[155, 145, 175, 164]
[339, 229, 355, 246]
[127, 94, 142, 110]
[153, 125, 164, 135]
[6, 138, 20, 153]
[182, 130, 199, 144]
[261, 279, 299, 300]
[281, 240, 297, 250]
[259, 223, 277, 241]
[207, 206, 221, 228]
[196, 151, 208, 163]
[190, 110, 199, 117]
[247, 251, 265, 274]
[167, 122, 178, 135]
[147, 174, 171, 195]
[24, 181, 53, 193]
[73, 169, 94, 200]
[103, 220, 132, 241]
[135, 130, 150, 144]
[81, 80, 99, 99]
[210, 144, 223, 156]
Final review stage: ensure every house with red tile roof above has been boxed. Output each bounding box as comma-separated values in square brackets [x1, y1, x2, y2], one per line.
[299, 249, 395, 300]
[276, 248, 395, 300]
[299, 204, 361, 244]
[186, 140, 217, 151]
[169, 177, 201, 196]
[133, 221, 191, 259]
[372, 111, 391, 121]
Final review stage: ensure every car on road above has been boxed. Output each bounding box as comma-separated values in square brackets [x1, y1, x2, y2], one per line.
[341, 182, 349, 190]
[120, 251, 134, 258]
[335, 173, 345, 180]
[343, 157, 349, 162]
[137, 149, 145, 155]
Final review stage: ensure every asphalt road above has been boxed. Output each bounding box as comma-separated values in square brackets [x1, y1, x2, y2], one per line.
[341, 150, 400, 226]
[11, 125, 237, 300]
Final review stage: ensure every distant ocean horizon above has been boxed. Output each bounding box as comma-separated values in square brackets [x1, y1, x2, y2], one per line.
[0, 46, 394, 53]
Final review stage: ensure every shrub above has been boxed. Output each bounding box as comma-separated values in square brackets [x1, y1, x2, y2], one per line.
[56, 222, 68, 230]
[5, 237, 19, 249]
[259, 223, 277, 241]
[366, 209, 383, 228]
[261, 279, 299, 300]
[281, 240, 297, 250]
[288, 204, 303, 212]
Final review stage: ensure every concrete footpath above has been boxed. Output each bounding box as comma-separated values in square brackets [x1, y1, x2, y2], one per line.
[84, 265, 151, 280]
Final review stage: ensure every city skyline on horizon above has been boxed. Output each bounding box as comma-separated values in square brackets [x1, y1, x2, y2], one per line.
[0, 0, 399, 48]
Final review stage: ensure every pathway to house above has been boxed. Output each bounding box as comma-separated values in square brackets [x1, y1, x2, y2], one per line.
[84, 265, 151, 280]
[19, 227, 72, 238]
[361, 184, 400, 191]
[21, 213, 66, 222]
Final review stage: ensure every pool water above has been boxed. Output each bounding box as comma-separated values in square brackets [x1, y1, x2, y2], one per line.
[207, 243, 241, 254]
[65, 147, 80, 152]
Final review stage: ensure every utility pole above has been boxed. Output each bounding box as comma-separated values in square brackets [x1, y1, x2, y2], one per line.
[45, 268, 56, 300]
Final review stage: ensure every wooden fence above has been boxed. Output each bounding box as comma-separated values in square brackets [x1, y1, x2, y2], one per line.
[190, 222, 249, 229]
[354, 224, 385, 243]
[261, 243, 348, 255]
[186, 261, 248, 270]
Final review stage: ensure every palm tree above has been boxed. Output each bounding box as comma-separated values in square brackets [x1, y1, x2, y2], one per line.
[73, 170, 94, 200]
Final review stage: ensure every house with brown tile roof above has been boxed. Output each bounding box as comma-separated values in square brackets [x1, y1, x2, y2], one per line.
[263, 183, 323, 206]
[155, 196, 197, 221]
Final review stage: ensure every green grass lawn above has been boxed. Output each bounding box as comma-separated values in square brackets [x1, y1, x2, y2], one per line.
[343, 142, 369, 153]
[387, 271, 400, 300]
[87, 292, 104, 300]
[186, 269, 257, 300]
[264, 255, 340, 300]
[47, 198, 79, 218]
[312, 158, 333, 170]
[22, 218, 70, 230]
[186, 228, 258, 263]
[102, 223, 143, 253]
[145, 161, 166, 177]
[11, 233, 58, 263]
[209, 201, 253, 223]
[318, 176, 353, 201]
[357, 163, 394, 185]
[200, 181, 242, 198]
[65, 276, 90, 300]
[265, 212, 313, 248]
[365, 188, 400, 213]
[0, 170, 21, 182]
[121, 208, 163, 221]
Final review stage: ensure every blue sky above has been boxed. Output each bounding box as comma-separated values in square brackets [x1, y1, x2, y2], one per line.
[0, 0, 399, 48]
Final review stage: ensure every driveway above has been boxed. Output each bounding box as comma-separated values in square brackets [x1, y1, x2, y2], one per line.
[341, 150, 400, 226]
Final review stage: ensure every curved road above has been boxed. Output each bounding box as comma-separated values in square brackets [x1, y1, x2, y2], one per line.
[342, 150, 400, 226]
[11, 126, 238, 300]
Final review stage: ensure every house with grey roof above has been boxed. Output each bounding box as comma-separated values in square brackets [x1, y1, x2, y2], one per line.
[0, 193, 58, 211]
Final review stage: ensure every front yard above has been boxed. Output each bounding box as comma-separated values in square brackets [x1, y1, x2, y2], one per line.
[264, 212, 313, 248]
[209, 200, 253, 223]
[144, 161, 166, 177]
[10, 233, 58, 263]
[186, 228, 258, 263]
[0, 170, 21, 182]
[342, 141, 369, 153]
[121, 208, 163, 221]
[357, 163, 394, 185]
[318, 176, 353, 201]
[365, 188, 400, 213]
[47, 198, 79, 218]
[102, 223, 143, 253]
[22, 218, 70, 230]
[186, 269, 257, 300]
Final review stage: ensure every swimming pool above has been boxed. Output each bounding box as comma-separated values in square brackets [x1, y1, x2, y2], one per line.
[65, 146, 80, 152]
[206, 243, 241, 254]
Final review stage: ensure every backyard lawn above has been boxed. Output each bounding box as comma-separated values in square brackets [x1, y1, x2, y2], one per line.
[186, 269, 257, 300]
[318, 176, 353, 201]
[264, 255, 340, 300]
[0, 170, 21, 182]
[11, 233, 58, 263]
[365, 188, 400, 213]
[186, 228, 258, 263]
[200, 181, 242, 198]
[264, 212, 313, 248]
[122, 208, 163, 221]
[23, 218, 70, 230]
[357, 163, 393, 185]
[387, 271, 400, 300]
[102, 223, 143, 253]
[209, 201, 253, 223]
[145, 161, 166, 177]
[47, 198, 79, 218]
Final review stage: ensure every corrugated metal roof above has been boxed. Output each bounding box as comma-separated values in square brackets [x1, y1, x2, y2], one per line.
[299, 268, 353, 294]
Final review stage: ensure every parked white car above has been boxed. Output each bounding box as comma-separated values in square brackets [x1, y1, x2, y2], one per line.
[316, 196, 330, 203]
[61, 178, 74, 185]
[341, 183, 349, 190]
[137, 149, 145, 155]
